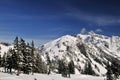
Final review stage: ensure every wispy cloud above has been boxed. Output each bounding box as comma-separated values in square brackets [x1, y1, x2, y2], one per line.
[80, 28, 103, 34]
[66, 11, 120, 26]
[80, 28, 86, 34]
[95, 29, 103, 33]
[60, 3, 120, 26]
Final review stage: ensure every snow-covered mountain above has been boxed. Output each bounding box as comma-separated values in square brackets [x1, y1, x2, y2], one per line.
[0, 32, 120, 76]
[0, 42, 13, 57]
[40, 31, 120, 76]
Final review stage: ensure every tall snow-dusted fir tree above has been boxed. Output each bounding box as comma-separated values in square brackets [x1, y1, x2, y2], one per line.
[83, 61, 95, 75]
[0, 47, 2, 67]
[12, 49, 18, 70]
[6, 48, 13, 73]
[31, 40, 35, 74]
[14, 37, 23, 76]
[106, 62, 114, 80]
[0, 54, 1, 67]
[34, 52, 42, 73]
[68, 60, 75, 74]
[2, 52, 7, 72]
[23, 43, 32, 74]
[46, 52, 51, 75]
[34, 48, 47, 73]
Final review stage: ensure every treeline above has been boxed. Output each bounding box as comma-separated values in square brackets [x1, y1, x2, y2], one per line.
[0, 37, 75, 77]
[0, 37, 47, 75]
[45, 52, 75, 77]
[58, 59, 75, 77]
[106, 62, 120, 80]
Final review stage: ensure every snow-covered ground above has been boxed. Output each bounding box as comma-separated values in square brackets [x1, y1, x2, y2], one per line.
[0, 72, 105, 80]
[0, 68, 105, 80]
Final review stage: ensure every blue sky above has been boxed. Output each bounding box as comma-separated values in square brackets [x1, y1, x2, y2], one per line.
[0, 0, 120, 46]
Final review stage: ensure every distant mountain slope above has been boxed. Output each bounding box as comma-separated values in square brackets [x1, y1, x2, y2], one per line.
[0, 42, 13, 57]
[40, 31, 120, 76]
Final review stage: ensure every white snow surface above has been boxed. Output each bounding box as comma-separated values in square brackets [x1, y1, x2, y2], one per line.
[0, 72, 105, 80]
[0, 43, 13, 57]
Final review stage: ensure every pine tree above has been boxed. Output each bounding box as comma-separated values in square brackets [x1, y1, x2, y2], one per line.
[24, 43, 32, 74]
[20, 38, 28, 74]
[6, 48, 13, 73]
[34, 53, 42, 73]
[46, 52, 51, 75]
[68, 60, 75, 74]
[31, 40, 35, 74]
[14, 37, 24, 76]
[111, 61, 119, 79]
[0, 54, 1, 67]
[34, 50, 47, 74]
[0, 46, 1, 67]
[14, 37, 19, 50]
[83, 61, 95, 75]
[11, 50, 18, 70]
[61, 60, 67, 77]
[58, 60, 63, 74]
[14, 37, 19, 75]
[58, 59, 68, 77]
[2, 52, 7, 72]
[106, 62, 113, 80]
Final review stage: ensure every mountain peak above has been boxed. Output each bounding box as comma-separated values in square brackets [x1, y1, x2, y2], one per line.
[88, 31, 96, 35]
[40, 32, 120, 75]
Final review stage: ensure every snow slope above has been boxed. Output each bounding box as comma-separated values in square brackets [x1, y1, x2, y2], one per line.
[0, 43, 13, 57]
[0, 72, 105, 80]
[40, 31, 120, 76]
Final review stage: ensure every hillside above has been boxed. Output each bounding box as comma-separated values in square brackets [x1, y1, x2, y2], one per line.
[0, 42, 13, 57]
[40, 31, 120, 76]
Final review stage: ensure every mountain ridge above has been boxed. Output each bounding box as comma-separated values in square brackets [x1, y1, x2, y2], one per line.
[0, 32, 120, 76]
[40, 31, 120, 76]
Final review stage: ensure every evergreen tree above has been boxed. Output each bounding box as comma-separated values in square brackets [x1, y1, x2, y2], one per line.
[68, 60, 75, 74]
[14, 37, 19, 50]
[24, 43, 32, 74]
[0, 46, 1, 67]
[14, 37, 19, 75]
[14, 37, 23, 76]
[111, 61, 119, 79]
[83, 61, 95, 75]
[6, 48, 13, 73]
[31, 40, 35, 74]
[58, 60, 63, 74]
[2, 52, 7, 72]
[11, 50, 18, 70]
[57, 59, 67, 77]
[34, 50, 47, 74]
[0, 54, 1, 67]
[34, 53, 43, 73]
[20, 38, 28, 74]
[46, 52, 51, 75]
[61, 60, 68, 77]
[46, 52, 51, 65]
[106, 62, 114, 80]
